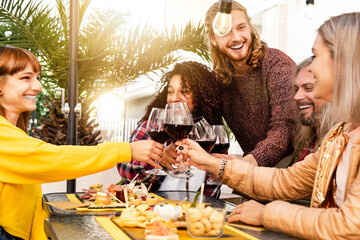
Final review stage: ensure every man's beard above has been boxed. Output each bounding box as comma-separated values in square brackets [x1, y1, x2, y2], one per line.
[299, 112, 317, 126]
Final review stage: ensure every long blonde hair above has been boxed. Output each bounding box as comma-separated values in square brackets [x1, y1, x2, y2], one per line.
[204, 0, 268, 84]
[0, 46, 41, 133]
[318, 12, 360, 123]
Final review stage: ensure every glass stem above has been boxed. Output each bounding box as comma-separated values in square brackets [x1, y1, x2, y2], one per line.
[178, 152, 185, 170]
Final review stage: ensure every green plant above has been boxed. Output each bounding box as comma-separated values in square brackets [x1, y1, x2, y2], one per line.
[0, 0, 210, 144]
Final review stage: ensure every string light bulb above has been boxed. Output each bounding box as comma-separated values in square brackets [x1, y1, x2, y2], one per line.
[305, 0, 315, 19]
[212, 0, 232, 36]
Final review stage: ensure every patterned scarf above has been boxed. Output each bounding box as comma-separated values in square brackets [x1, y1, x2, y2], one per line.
[311, 122, 350, 208]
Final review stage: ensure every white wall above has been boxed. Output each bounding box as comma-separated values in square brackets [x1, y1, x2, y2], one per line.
[285, 0, 360, 63]
[244, 0, 360, 63]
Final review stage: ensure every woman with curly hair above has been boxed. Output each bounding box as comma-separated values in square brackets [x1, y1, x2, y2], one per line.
[117, 61, 223, 197]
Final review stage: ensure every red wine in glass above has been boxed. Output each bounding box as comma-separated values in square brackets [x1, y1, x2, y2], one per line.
[208, 125, 230, 185]
[164, 124, 193, 142]
[196, 140, 216, 153]
[189, 117, 216, 153]
[196, 140, 215, 153]
[210, 125, 230, 154]
[211, 143, 230, 154]
[164, 102, 194, 179]
[145, 108, 169, 176]
[147, 130, 169, 144]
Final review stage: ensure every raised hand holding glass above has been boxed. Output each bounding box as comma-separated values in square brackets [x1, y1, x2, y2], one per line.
[145, 108, 169, 176]
[164, 102, 194, 178]
[207, 124, 230, 185]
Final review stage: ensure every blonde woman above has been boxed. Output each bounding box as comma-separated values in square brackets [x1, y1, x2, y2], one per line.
[0, 46, 163, 240]
[177, 12, 360, 239]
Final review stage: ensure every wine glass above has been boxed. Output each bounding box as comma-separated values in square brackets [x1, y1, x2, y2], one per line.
[188, 117, 216, 153]
[210, 125, 230, 154]
[145, 108, 169, 176]
[207, 124, 230, 185]
[164, 102, 194, 178]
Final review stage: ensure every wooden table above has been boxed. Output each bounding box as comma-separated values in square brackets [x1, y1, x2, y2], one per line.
[43, 191, 298, 240]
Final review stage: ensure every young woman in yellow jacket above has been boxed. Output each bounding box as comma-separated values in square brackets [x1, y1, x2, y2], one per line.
[0, 46, 164, 240]
[176, 12, 360, 240]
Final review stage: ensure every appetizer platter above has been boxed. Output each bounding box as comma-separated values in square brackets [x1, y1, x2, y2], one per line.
[43, 187, 250, 239]
[108, 185, 231, 240]
[110, 202, 230, 239]
[79, 182, 161, 209]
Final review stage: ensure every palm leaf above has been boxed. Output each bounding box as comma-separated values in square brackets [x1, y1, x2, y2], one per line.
[0, 0, 210, 103]
[0, 0, 211, 145]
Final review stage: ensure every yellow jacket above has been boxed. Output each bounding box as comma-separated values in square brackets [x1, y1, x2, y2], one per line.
[0, 116, 131, 239]
[222, 123, 360, 240]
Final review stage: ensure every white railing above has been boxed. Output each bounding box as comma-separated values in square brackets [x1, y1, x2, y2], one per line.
[96, 118, 140, 142]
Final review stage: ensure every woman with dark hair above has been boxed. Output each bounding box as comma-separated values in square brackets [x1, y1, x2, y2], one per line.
[118, 61, 223, 197]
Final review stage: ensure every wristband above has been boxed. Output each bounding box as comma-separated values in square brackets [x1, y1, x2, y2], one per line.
[217, 158, 227, 180]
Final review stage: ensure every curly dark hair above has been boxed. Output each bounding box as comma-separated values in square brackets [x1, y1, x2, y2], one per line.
[141, 61, 222, 125]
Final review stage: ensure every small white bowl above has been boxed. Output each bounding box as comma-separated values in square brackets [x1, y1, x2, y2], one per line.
[154, 204, 182, 222]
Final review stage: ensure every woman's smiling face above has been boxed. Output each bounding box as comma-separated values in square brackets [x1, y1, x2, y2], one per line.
[0, 63, 41, 121]
[310, 34, 335, 103]
[166, 74, 194, 113]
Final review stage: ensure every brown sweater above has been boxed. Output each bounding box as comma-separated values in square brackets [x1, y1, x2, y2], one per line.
[220, 48, 296, 166]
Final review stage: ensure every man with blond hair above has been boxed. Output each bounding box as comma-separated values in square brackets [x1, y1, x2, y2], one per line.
[204, 1, 296, 166]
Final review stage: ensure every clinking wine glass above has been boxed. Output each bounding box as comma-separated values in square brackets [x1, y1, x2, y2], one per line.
[210, 125, 230, 154]
[164, 102, 194, 178]
[145, 108, 169, 176]
[189, 117, 217, 185]
[207, 124, 230, 185]
[188, 117, 216, 153]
